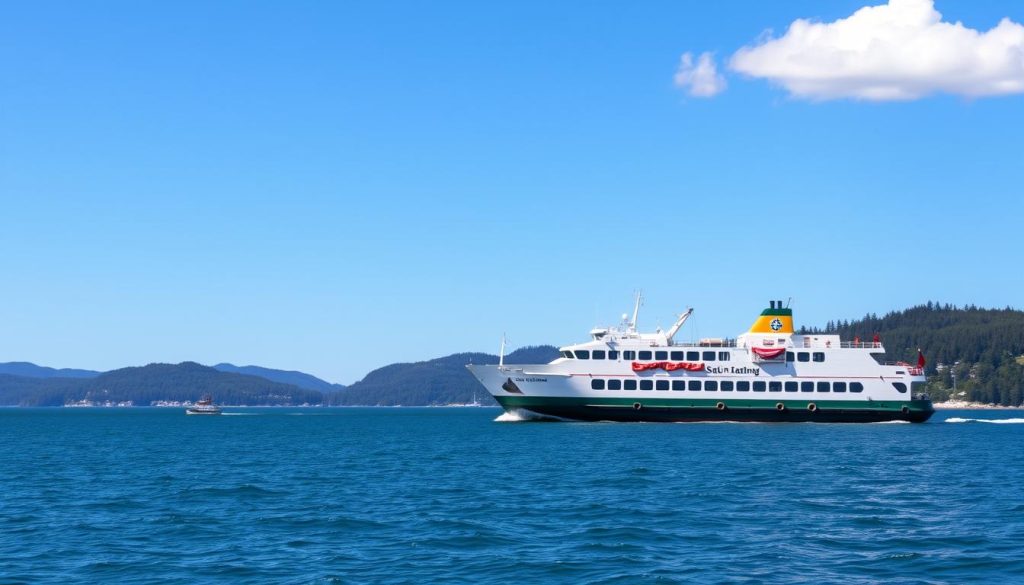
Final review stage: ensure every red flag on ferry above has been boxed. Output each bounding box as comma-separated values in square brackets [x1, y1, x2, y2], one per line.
[917, 349, 926, 369]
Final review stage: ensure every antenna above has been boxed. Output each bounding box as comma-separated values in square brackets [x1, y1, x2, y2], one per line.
[499, 333, 507, 368]
[630, 290, 643, 331]
[786, 297, 792, 308]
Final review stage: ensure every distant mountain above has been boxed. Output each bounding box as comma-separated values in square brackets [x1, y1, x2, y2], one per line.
[212, 363, 345, 392]
[327, 345, 560, 406]
[0, 362, 101, 379]
[2, 303, 1020, 407]
[0, 362, 324, 407]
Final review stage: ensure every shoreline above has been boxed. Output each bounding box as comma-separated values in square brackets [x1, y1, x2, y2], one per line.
[933, 401, 1024, 410]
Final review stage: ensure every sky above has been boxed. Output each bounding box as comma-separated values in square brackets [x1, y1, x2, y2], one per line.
[1, 0, 1022, 384]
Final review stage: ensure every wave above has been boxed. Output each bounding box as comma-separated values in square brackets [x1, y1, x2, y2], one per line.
[494, 408, 565, 422]
[945, 417, 1024, 424]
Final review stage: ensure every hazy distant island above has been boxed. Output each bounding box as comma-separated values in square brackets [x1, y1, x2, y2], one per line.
[0, 303, 1021, 407]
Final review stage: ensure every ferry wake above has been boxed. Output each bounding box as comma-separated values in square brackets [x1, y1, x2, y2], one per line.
[467, 296, 934, 423]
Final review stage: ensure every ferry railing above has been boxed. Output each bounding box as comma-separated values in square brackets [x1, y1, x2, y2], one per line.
[839, 341, 883, 349]
[665, 339, 888, 350]
[880, 361, 925, 376]
[668, 339, 739, 348]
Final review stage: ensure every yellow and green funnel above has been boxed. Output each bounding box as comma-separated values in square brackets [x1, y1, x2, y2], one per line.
[748, 301, 794, 334]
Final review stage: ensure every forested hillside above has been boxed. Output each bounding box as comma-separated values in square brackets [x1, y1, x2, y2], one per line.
[1, 305, 1020, 407]
[0, 362, 324, 406]
[326, 346, 560, 406]
[212, 363, 345, 392]
[808, 303, 1024, 405]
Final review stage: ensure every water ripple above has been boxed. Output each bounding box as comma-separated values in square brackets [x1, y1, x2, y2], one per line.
[2, 408, 1024, 583]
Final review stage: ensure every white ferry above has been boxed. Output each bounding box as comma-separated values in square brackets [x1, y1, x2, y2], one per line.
[467, 296, 934, 423]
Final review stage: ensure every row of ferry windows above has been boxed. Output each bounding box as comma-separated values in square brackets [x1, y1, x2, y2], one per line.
[590, 379, 864, 393]
[562, 350, 827, 363]
[563, 350, 732, 362]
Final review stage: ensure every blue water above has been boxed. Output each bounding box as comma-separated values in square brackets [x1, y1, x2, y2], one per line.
[3, 408, 1024, 584]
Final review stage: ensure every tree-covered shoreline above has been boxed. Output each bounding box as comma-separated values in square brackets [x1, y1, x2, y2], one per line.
[1, 303, 1021, 406]
[807, 303, 1024, 405]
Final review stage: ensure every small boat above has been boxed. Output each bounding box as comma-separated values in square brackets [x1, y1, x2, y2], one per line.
[186, 395, 222, 415]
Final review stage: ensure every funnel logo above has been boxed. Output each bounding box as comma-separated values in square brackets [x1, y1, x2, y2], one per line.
[770, 318, 783, 331]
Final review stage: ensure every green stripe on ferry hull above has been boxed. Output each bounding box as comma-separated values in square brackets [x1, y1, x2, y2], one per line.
[495, 396, 935, 423]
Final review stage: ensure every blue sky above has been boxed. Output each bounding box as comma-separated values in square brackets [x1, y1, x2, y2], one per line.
[1, 1, 1022, 383]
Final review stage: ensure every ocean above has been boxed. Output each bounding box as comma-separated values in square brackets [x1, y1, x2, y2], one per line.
[2, 407, 1023, 584]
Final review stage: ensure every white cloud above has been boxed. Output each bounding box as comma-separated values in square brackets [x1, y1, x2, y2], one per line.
[729, 0, 1024, 101]
[674, 52, 727, 97]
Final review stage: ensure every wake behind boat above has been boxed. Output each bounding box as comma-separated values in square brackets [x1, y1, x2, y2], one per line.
[467, 296, 934, 423]
[186, 395, 222, 415]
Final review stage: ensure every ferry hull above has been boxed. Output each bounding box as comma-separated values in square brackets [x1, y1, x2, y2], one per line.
[494, 395, 934, 423]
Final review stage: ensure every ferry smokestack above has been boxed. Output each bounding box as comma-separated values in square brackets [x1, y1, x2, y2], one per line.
[770, 300, 776, 309]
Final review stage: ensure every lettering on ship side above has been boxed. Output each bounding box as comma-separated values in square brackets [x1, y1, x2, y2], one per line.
[705, 366, 761, 376]
[514, 377, 548, 383]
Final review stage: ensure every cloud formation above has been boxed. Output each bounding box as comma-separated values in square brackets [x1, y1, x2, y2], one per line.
[729, 0, 1024, 101]
[674, 52, 726, 97]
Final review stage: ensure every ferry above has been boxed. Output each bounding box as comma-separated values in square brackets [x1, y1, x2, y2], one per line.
[467, 296, 934, 423]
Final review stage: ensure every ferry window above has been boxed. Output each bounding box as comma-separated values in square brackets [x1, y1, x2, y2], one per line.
[688, 380, 702, 391]
[892, 382, 908, 393]
[640, 380, 654, 391]
[786, 351, 794, 362]
[656, 380, 670, 391]
[655, 351, 668, 360]
[592, 350, 606, 360]
[702, 351, 716, 361]
[769, 381, 782, 392]
[624, 379, 637, 390]
[850, 382, 864, 393]
[718, 352, 730, 361]
[785, 381, 798, 392]
[561, 351, 573, 359]
[813, 352, 825, 363]
[797, 352, 810, 362]
[801, 381, 814, 393]
[672, 380, 686, 391]
[638, 351, 653, 361]
[623, 351, 636, 360]
[911, 382, 926, 394]
[671, 351, 685, 360]
[687, 351, 700, 361]
[591, 379, 605, 390]
[833, 382, 847, 393]
[608, 379, 622, 391]
[576, 350, 590, 360]
[753, 381, 766, 392]
[705, 381, 718, 391]
[608, 351, 619, 360]
[721, 381, 734, 391]
[737, 381, 750, 392]
[817, 382, 830, 392]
